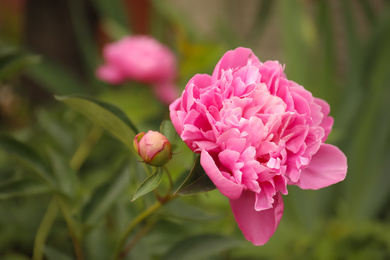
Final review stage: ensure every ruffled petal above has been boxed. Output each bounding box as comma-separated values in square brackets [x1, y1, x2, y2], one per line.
[212, 48, 260, 79]
[314, 98, 334, 141]
[200, 150, 244, 199]
[297, 143, 347, 190]
[169, 99, 184, 136]
[96, 65, 124, 85]
[229, 191, 284, 245]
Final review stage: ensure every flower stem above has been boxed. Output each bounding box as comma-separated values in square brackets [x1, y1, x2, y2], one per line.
[56, 198, 84, 260]
[163, 165, 173, 194]
[114, 195, 177, 259]
[70, 124, 103, 171]
[118, 218, 158, 259]
[33, 198, 59, 260]
[114, 201, 161, 259]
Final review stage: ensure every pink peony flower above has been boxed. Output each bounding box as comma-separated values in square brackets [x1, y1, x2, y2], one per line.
[96, 35, 179, 104]
[169, 47, 347, 245]
[152, 81, 180, 106]
[133, 131, 172, 166]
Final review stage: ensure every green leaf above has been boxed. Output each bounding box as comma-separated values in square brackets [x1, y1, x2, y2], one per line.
[160, 200, 220, 222]
[249, 0, 275, 39]
[55, 95, 138, 150]
[44, 246, 74, 260]
[0, 179, 50, 200]
[47, 148, 78, 198]
[162, 234, 243, 260]
[132, 168, 163, 202]
[68, 0, 98, 78]
[175, 156, 215, 196]
[82, 161, 130, 225]
[159, 120, 177, 143]
[100, 18, 131, 41]
[0, 48, 40, 81]
[91, 0, 128, 31]
[33, 198, 59, 260]
[0, 135, 55, 187]
[26, 59, 85, 95]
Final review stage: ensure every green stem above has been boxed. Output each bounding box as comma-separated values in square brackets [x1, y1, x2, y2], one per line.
[70, 124, 103, 171]
[52, 124, 103, 260]
[118, 219, 158, 259]
[32, 125, 102, 260]
[56, 198, 84, 260]
[114, 201, 161, 259]
[163, 165, 173, 194]
[33, 198, 59, 260]
[114, 195, 177, 260]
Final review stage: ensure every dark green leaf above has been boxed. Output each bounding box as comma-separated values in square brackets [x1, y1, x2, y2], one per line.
[33, 198, 59, 260]
[175, 156, 215, 196]
[44, 246, 73, 260]
[55, 95, 138, 149]
[159, 120, 178, 143]
[132, 168, 163, 202]
[100, 19, 131, 41]
[0, 135, 55, 187]
[91, 0, 128, 31]
[26, 59, 85, 95]
[163, 234, 243, 260]
[0, 48, 40, 81]
[82, 161, 130, 224]
[68, 0, 98, 78]
[0, 179, 50, 200]
[160, 200, 220, 222]
[48, 149, 78, 198]
[250, 0, 274, 39]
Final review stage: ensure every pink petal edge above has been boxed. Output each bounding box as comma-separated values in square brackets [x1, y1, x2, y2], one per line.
[297, 143, 347, 190]
[200, 149, 243, 199]
[229, 191, 284, 245]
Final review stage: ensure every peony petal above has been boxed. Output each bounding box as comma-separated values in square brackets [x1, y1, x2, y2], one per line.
[200, 149, 243, 199]
[212, 48, 260, 79]
[254, 182, 276, 211]
[229, 191, 284, 245]
[152, 82, 179, 105]
[297, 143, 347, 190]
[314, 98, 334, 141]
[218, 149, 241, 171]
[96, 65, 125, 84]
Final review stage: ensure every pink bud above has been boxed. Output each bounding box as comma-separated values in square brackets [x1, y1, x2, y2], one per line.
[133, 131, 172, 166]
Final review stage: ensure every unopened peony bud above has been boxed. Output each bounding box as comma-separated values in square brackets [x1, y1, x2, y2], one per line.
[133, 131, 172, 166]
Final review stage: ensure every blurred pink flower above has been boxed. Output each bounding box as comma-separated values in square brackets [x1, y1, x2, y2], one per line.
[96, 35, 178, 104]
[169, 47, 347, 245]
[152, 81, 180, 106]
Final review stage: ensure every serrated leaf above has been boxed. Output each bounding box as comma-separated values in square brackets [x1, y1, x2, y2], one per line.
[162, 234, 243, 260]
[82, 161, 130, 224]
[0, 179, 50, 200]
[132, 168, 163, 202]
[0, 135, 55, 187]
[175, 156, 215, 196]
[55, 95, 138, 150]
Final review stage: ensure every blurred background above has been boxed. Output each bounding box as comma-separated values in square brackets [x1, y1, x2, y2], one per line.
[1, 0, 390, 259]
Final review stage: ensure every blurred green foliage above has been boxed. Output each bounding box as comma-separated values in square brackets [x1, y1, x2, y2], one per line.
[1, 0, 390, 259]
